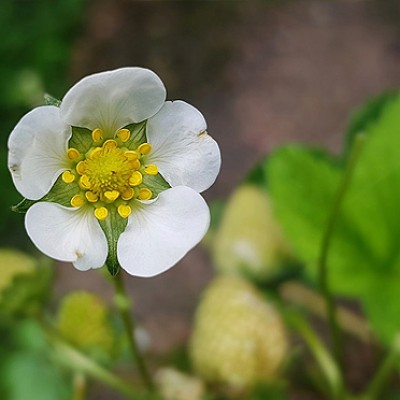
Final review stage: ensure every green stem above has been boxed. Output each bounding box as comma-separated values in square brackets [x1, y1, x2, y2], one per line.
[318, 133, 365, 363]
[51, 334, 138, 399]
[113, 271, 154, 390]
[360, 337, 400, 400]
[286, 311, 344, 400]
[72, 372, 87, 400]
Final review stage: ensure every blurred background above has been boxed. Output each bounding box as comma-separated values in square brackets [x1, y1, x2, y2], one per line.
[1, 0, 400, 398]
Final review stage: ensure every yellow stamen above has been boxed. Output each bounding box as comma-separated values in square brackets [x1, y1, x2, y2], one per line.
[130, 159, 141, 170]
[138, 188, 152, 200]
[79, 175, 91, 189]
[71, 194, 84, 208]
[129, 171, 142, 186]
[116, 129, 131, 142]
[104, 190, 120, 202]
[62, 170, 75, 183]
[144, 164, 158, 175]
[76, 160, 87, 175]
[118, 204, 132, 218]
[67, 148, 81, 160]
[137, 143, 152, 155]
[91, 128, 103, 142]
[124, 150, 140, 161]
[85, 191, 98, 203]
[103, 140, 118, 151]
[94, 207, 108, 220]
[121, 187, 135, 200]
[89, 147, 102, 159]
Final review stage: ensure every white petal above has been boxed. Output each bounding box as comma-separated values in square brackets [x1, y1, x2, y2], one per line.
[25, 203, 108, 271]
[8, 106, 70, 200]
[117, 186, 210, 277]
[146, 101, 221, 193]
[60, 67, 166, 135]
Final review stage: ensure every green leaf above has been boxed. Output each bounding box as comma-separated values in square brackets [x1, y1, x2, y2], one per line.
[266, 95, 400, 344]
[11, 198, 37, 214]
[98, 207, 128, 276]
[43, 93, 61, 107]
[42, 175, 80, 207]
[124, 121, 147, 150]
[68, 126, 93, 154]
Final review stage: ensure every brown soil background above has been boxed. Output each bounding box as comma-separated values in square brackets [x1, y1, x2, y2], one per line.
[53, 1, 400, 398]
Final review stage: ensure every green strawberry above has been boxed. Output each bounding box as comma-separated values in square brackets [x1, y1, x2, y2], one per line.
[213, 184, 292, 281]
[190, 276, 289, 392]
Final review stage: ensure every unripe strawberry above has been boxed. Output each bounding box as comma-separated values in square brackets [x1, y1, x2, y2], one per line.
[190, 276, 288, 392]
[0, 248, 52, 319]
[213, 185, 292, 281]
[57, 291, 114, 357]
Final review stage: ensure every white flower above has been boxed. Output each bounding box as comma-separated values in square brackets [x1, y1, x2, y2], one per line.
[8, 67, 221, 277]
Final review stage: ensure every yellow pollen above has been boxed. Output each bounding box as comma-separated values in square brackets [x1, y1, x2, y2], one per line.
[91, 128, 103, 142]
[104, 190, 120, 202]
[137, 143, 152, 155]
[116, 129, 131, 142]
[62, 170, 75, 183]
[67, 148, 81, 160]
[138, 188, 152, 200]
[129, 171, 143, 186]
[121, 187, 135, 200]
[80, 175, 91, 189]
[144, 164, 158, 175]
[94, 207, 108, 220]
[89, 147, 102, 159]
[85, 191, 98, 203]
[103, 140, 118, 151]
[71, 194, 84, 207]
[76, 161, 87, 175]
[125, 150, 140, 161]
[118, 204, 132, 218]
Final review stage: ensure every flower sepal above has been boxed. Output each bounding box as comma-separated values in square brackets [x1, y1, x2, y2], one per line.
[44, 93, 61, 107]
[99, 207, 128, 276]
[12, 197, 37, 214]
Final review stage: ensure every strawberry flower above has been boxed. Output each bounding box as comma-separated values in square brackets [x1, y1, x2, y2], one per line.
[8, 67, 221, 277]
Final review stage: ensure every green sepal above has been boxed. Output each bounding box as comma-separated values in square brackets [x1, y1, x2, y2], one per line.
[44, 93, 61, 107]
[42, 175, 80, 207]
[69, 126, 93, 154]
[124, 121, 147, 149]
[98, 207, 128, 276]
[11, 198, 37, 214]
[142, 172, 171, 197]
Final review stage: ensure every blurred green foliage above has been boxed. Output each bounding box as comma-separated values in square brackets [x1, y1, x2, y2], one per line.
[264, 91, 400, 345]
[0, 0, 85, 245]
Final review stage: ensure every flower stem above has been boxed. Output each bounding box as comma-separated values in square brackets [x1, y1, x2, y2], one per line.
[318, 133, 365, 364]
[72, 372, 87, 400]
[113, 271, 154, 390]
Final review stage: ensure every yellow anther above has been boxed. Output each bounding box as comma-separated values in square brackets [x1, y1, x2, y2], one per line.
[124, 150, 140, 161]
[137, 143, 152, 155]
[138, 188, 152, 200]
[67, 148, 81, 160]
[85, 191, 98, 203]
[130, 159, 141, 170]
[89, 147, 102, 159]
[103, 140, 118, 151]
[116, 129, 131, 142]
[62, 170, 75, 183]
[71, 194, 84, 208]
[76, 160, 87, 175]
[144, 164, 158, 175]
[91, 128, 103, 142]
[129, 171, 143, 186]
[79, 175, 91, 189]
[104, 190, 120, 202]
[94, 207, 108, 221]
[118, 204, 132, 219]
[121, 187, 135, 200]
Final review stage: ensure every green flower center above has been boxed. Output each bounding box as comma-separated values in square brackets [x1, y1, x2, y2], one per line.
[61, 127, 159, 220]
